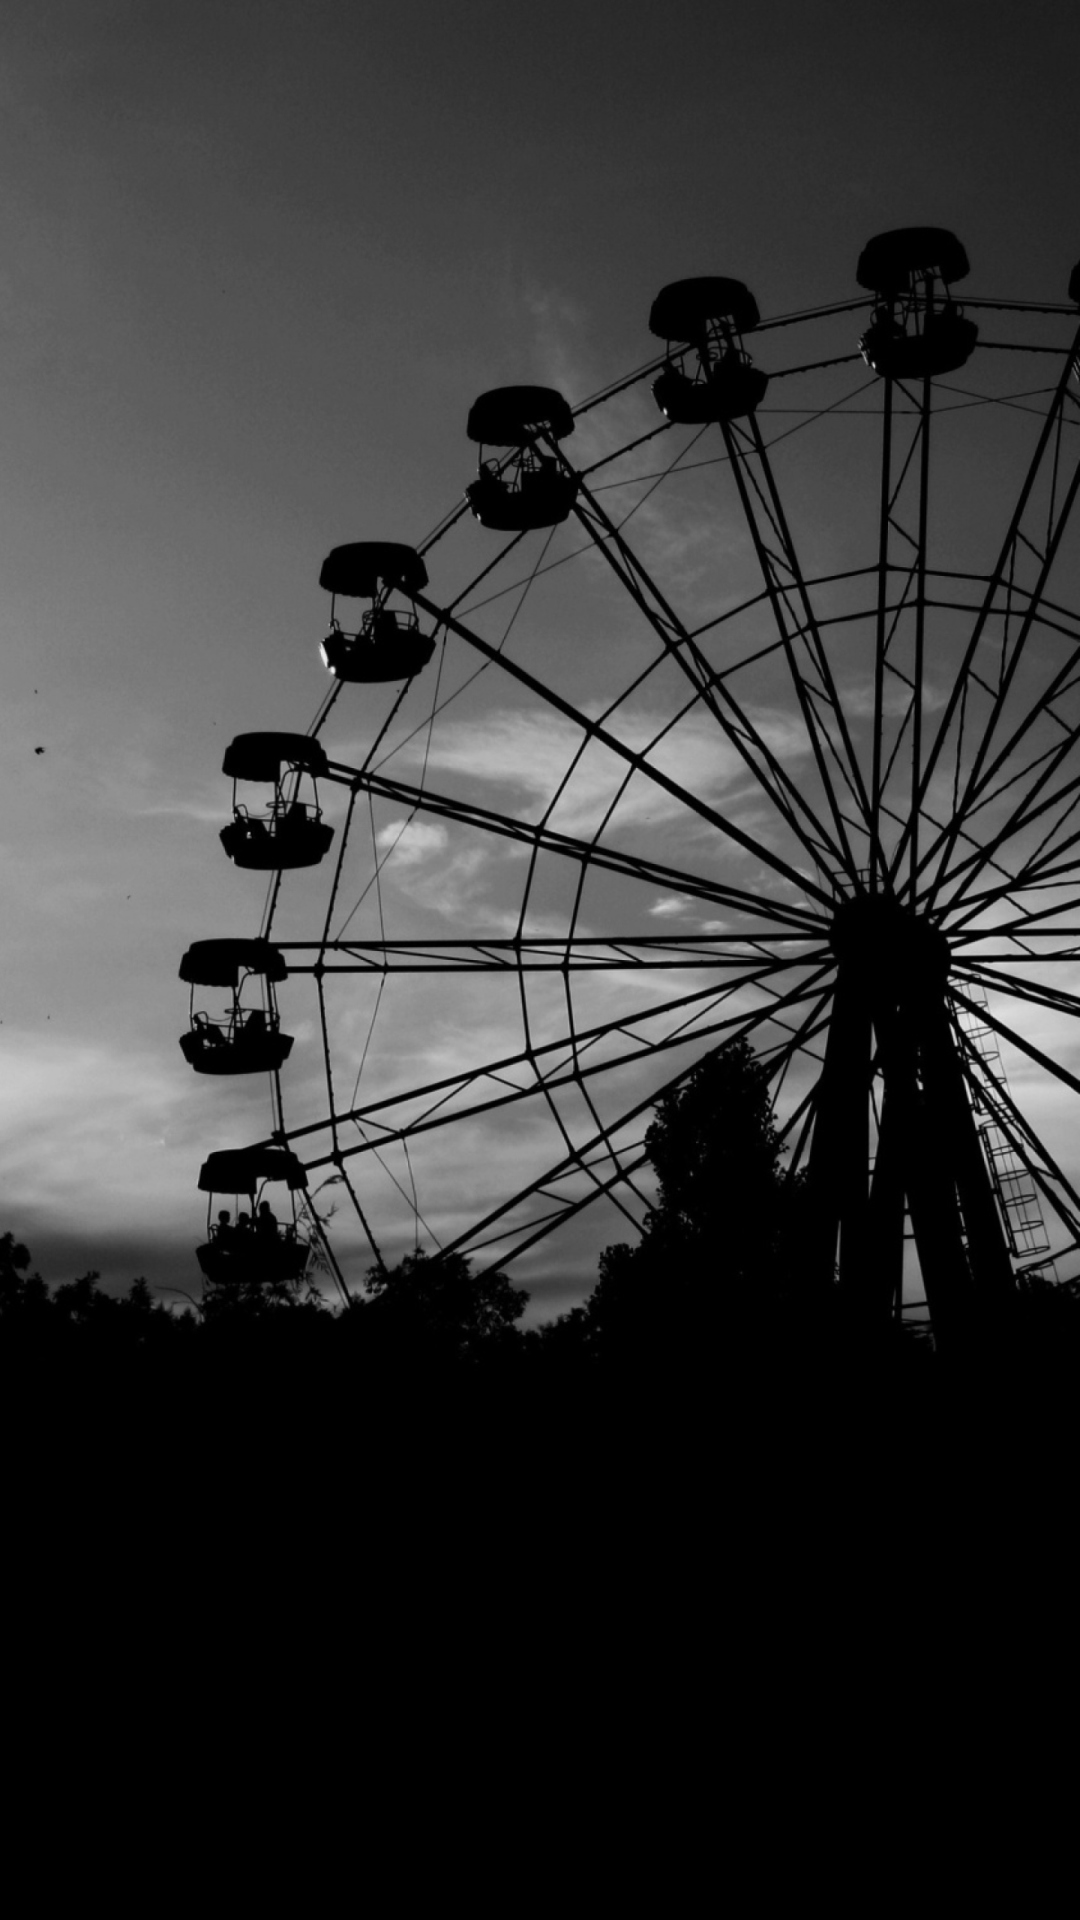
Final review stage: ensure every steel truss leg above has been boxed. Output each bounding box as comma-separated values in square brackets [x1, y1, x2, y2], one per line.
[806, 963, 872, 1298]
[807, 930, 1014, 1348]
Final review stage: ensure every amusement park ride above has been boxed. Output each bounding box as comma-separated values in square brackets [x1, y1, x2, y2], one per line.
[182, 228, 1080, 1346]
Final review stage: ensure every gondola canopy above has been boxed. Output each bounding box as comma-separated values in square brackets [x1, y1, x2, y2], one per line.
[198, 1147, 308, 1195]
[179, 939, 288, 988]
[222, 733, 330, 783]
[318, 543, 428, 599]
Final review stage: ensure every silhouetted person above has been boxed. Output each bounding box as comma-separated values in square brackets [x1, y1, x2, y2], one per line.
[236, 1210, 253, 1238]
[214, 1209, 233, 1249]
[520, 454, 558, 493]
[256, 1201, 278, 1240]
[368, 608, 399, 642]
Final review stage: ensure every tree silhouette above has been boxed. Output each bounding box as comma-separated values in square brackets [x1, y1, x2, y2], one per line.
[0, 1231, 50, 1329]
[582, 1038, 802, 1361]
[361, 1250, 526, 1364]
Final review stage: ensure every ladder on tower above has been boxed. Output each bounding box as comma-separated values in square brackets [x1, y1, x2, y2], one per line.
[955, 984, 1057, 1281]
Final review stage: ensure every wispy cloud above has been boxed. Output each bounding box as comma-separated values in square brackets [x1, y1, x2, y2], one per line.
[391, 700, 810, 844]
[374, 816, 493, 917]
[376, 819, 449, 866]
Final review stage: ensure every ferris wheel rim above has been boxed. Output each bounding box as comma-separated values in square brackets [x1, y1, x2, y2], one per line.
[215, 255, 1080, 1305]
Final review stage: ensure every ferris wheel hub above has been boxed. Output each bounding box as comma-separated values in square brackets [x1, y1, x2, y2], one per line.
[829, 897, 950, 988]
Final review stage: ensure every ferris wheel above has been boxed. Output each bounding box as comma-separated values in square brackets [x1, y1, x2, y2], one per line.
[182, 227, 1080, 1345]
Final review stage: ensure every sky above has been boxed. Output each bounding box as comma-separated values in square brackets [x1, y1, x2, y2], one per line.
[4, 0, 1080, 1316]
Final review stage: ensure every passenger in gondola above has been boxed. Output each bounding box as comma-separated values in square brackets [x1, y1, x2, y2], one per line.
[214, 1209, 234, 1249]
[256, 1199, 279, 1239]
[871, 304, 904, 340]
[244, 1007, 268, 1039]
[236, 1210, 253, 1237]
[368, 606, 400, 642]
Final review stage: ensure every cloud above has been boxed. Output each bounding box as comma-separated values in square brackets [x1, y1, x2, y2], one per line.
[394, 700, 810, 845]
[0, 1028, 227, 1289]
[373, 814, 493, 918]
[840, 677, 949, 720]
[375, 819, 449, 866]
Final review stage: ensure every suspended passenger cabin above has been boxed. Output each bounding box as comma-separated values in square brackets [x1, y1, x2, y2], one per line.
[649, 278, 769, 424]
[319, 542, 435, 683]
[219, 732, 335, 871]
[196, 1145, 310, 1290]
[856, 227, 978, 379]
[465, 386, 579, 531]
[179, 938, 293, 1076]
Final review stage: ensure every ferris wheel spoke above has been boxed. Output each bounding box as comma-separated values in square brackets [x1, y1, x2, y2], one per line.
[892, 329, 1080, 883]
[280, 935, 832, 972]
[409, 590, 837, 906]
[952, 958, 1080, 1023]
[456, 474, 826, 862]
[284, 960, 835, 1164]
[558, 424, 870, 877]
[896, 760, 1080, 915]
[533, 656, 842, 897]
[550, 966, 655, 1221]
[949, 887, 1080, 951]
[476, 986, 844, 1255]
[949, 983, 1080, 1109]
[419, 973, 839, 1271]
[513, 933, 659, 1232]
[935, 664, 1080, 885]
[922, 587, 1076, 894]
[942, 859, 1080, 943]
[938, 787, 1080, 920]
[438, 1138, 654, 1271]
[949, 710, 1080, 839]
[772, 1022, 834, 1161]
[956, 470, 1080, 801]
[738, 411, 874, 821]
[310, 962, 817, 1147]
[906, 656, 1080, 904]
[325, 763, 828, 933]
[905, 633, 1080, 913]
[765, 997, 835, 1133]
[548, 464, 858, 883]
[935, 799, 1080, 928]
[709, 413, 871, 873]
[864, 360, 938, 889]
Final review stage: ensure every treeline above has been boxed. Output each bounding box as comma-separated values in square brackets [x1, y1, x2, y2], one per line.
[5, 1040, 1080, 1404]
[0, 1044, 836, 1382]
